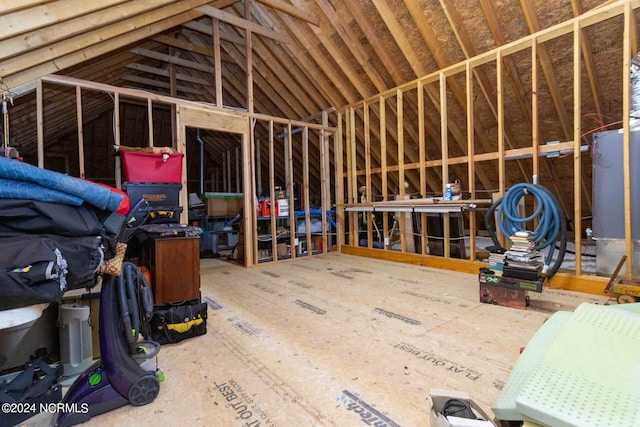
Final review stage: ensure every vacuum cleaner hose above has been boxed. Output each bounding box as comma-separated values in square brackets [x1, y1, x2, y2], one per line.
[484, 183, 567, 279]
[118, 262, 142, 353]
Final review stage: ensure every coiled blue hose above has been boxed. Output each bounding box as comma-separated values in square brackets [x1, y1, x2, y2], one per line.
[485, 183, 567, 278]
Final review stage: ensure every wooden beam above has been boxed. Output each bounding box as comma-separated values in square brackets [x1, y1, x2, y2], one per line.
[286, 122, 296, 256]
[213, 19, 224, 107]
[379, 97, 389, 249]
[197, 4, 291, 44]
[570, 0, 605, 120]
[0, 0, 127, 39]
[269, 121, 278, 259]
[623, 0, 633, 278]
[321, 111, 330, 254]
[76, 86, 85, 178]
[154, 34, 216, 58]
[0, 0, 49, 15]
[532, 38, 539, 179]
[363, 102, 372, 248]
[3, 5, 207, 88]
[1, 1, 209, 75]
[343, 1, 408, 86]
[0, 1, 172, 60]
[36, 79, 44, 168]
[497, 51, 505, 196]
[114, 92, 121, 189]
[312, 0, 387, 93]
[348, 1, 640, 110]
[147, 99, 154, 148]
[370, 0, 426, 78]
[245, 0, 254, 113]
[335, 112, 344, 249]
[277, 13, 358, 105]
[123, 75, 203, 95]
[442, 0, 532, 188]
[573, 21, 582, 275]
[182, 20, 246, 46]
[254, 0, 318, 26]
[126, 63, 210, 85]
[418, 81, 427, 255]
[466, 62, 476, 261]
[520, 0, 573, 141]
[348, 108, 356, 246]
[440, 73, 450, 259]
[248, 32, 326, 116]
[130, 47, 216, 73]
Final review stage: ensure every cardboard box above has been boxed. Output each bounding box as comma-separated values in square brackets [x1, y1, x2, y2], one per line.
[428, 389, 496, 427]
[204, 192, 243, 217]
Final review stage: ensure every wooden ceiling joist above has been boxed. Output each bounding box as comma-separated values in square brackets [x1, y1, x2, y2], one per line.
[123, 75, 202, 95]
[197, 4, 291, 44]
[182, 19, 247, 46]
[153, 34, 216, 59]
[126, 63, 210, 86]
[254, 0, 319, 26]
[130, 47, 216, 74]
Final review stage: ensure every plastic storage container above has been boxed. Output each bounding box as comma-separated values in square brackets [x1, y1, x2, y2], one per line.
[120, 151, 184, 183]
[123, 182, 182, 206]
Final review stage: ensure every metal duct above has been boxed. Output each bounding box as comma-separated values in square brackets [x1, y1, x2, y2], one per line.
[631, 52, 640, 130]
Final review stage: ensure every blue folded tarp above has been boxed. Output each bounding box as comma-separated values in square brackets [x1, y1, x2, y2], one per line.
[0, 157, 123, 212]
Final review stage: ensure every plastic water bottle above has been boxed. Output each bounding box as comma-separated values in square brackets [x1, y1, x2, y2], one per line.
[444, 184, 453, 200]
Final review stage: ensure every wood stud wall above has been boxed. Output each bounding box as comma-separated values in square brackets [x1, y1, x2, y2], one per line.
[11, 0, 640, 296]
[33, 74, 336, 268]
[339, 1, 639, 296]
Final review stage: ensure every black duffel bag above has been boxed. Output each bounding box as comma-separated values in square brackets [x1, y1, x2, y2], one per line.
[148, 299, 207, 345]
[0, 236, 67, 311]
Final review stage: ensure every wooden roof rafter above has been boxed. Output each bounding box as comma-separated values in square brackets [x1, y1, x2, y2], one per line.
[369, 2, 494, 192]
[435, 1, 532, 187]
[126, 63, 211, 86]
[197, 4, 291, 44]
[370, 0, 426, 79]
[570, 0, 605, 120]
[0, 0, 128, 39]
[254, 0, 319, 26]
[2, 1, 211, 89]
[247, 4, 338, 113]
[311, 0, 389, 94]
[520, 0, 574, 142]
[276, 12, 358, 106]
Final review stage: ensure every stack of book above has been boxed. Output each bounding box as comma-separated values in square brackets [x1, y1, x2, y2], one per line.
[488, 252, 506, 275]
[504, 232, 543, 280]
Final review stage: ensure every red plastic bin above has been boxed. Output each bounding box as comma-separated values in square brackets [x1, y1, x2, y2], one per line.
[120, 151, 184, 183]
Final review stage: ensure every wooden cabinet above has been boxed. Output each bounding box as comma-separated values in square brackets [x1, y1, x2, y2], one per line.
[142, 236, 200, 305]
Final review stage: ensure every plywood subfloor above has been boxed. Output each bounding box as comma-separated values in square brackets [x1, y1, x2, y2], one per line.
[27, 253, 609, 427]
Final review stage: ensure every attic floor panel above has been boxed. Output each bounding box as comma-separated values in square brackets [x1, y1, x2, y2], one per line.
[29, 253, 608, 427]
